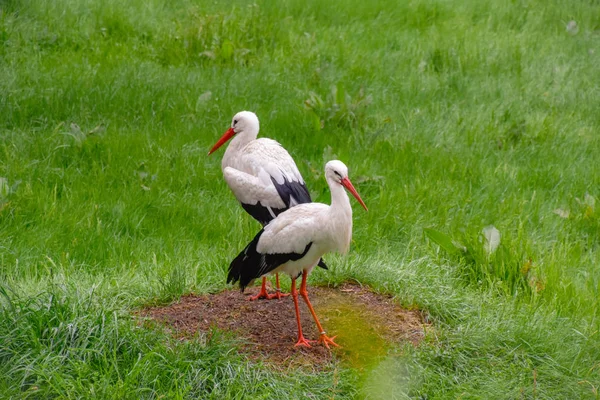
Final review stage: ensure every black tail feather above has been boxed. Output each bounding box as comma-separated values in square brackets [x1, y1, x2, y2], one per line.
[227, 229, 265, 291]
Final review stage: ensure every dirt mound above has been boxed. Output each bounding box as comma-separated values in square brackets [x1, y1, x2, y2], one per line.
[138, 283, 428, 367]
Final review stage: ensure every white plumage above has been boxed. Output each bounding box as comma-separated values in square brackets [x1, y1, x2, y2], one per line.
[209, 111, 315, 300]
[257, 160, 359, 276]
[227, 160, 368, 348]
[222, 166, 284, 209]
[213, 111, 309, 214]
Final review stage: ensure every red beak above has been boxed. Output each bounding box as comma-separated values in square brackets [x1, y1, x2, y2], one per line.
[341, 178, 368, 211]
[208, 127, 235, 155]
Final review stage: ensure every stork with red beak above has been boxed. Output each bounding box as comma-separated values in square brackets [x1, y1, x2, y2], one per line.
[208, 111, 326, 300]
[227, 160, 368, 348]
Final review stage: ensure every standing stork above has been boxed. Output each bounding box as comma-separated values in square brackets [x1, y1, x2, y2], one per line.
[208, 111, 326, 300]
[227, 160, 368, 348]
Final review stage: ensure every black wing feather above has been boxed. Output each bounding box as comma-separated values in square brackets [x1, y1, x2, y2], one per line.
[317, 259, 328, 270]
[227, 228, 313, 291]
[270, 175, 312, 208]
[241, 202, 286, 227]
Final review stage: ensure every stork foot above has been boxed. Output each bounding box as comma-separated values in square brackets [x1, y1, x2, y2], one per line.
[247, 287, 271, 301]
[266, 290, 290, 300]
[318, 333, 340, 349]
[294, 336, 315, 348]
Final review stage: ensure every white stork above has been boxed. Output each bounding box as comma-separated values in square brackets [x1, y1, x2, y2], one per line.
[227, 160, 368, 348]
[208, 111, 327, 300]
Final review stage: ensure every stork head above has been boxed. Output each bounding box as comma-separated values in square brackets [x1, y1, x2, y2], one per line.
[325, 160, 368, 211]
[208, 111, 260, 155]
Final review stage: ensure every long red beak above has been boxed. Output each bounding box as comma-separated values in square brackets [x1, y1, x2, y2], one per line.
[341, 177, 368, 211]
[208, 127, 235, 155]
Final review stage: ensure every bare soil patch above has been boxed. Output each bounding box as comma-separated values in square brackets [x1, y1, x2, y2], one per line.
[138, 283, 429, 367]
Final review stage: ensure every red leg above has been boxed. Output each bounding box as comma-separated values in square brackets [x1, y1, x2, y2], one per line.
[291, 276, 314, 348]
[248, 277, 270, 301]
[266, 273, 290, 300]
[299, 270, 340, 349]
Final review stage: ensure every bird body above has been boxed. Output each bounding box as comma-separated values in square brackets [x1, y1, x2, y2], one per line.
[227, 160, 367, 347]
[228, 161, 357, 287]
[212, 112, 311, 226]
[209, 111, 321, 299]
[257, 200, 352, 276]
[222, 138, 310, 217]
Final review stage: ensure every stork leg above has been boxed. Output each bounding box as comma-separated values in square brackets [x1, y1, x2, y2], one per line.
[266, 273, 290, 300]
[291, 276, 314, 348]
[248, 275, 290, 301]
[299, 270, 340, 349]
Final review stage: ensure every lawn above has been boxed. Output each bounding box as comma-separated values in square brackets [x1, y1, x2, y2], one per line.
[1, 0, 599, 398]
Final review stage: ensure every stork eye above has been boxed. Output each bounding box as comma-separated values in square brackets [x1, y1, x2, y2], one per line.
[233, 119, 238, 125]
[334, 171, 342, 179]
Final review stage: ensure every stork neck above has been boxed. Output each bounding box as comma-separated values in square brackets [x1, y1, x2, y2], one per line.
[222, 128, 258, 168]
[328, 179, 352, 215]
[326, 176, 354, 254]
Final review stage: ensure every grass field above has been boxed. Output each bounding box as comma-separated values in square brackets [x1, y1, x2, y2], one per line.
[1, 0, 599, 398]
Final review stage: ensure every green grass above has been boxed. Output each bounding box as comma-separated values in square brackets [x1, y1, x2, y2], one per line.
[1, 0, 599, 398]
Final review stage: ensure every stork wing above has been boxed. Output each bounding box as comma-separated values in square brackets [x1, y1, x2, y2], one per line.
[223, 167, 284, 207]
[256, 203, 328, 255]
[241, 139, 312, 208]
[227, 228, 313, 290]
[228, 204, 330, 290]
